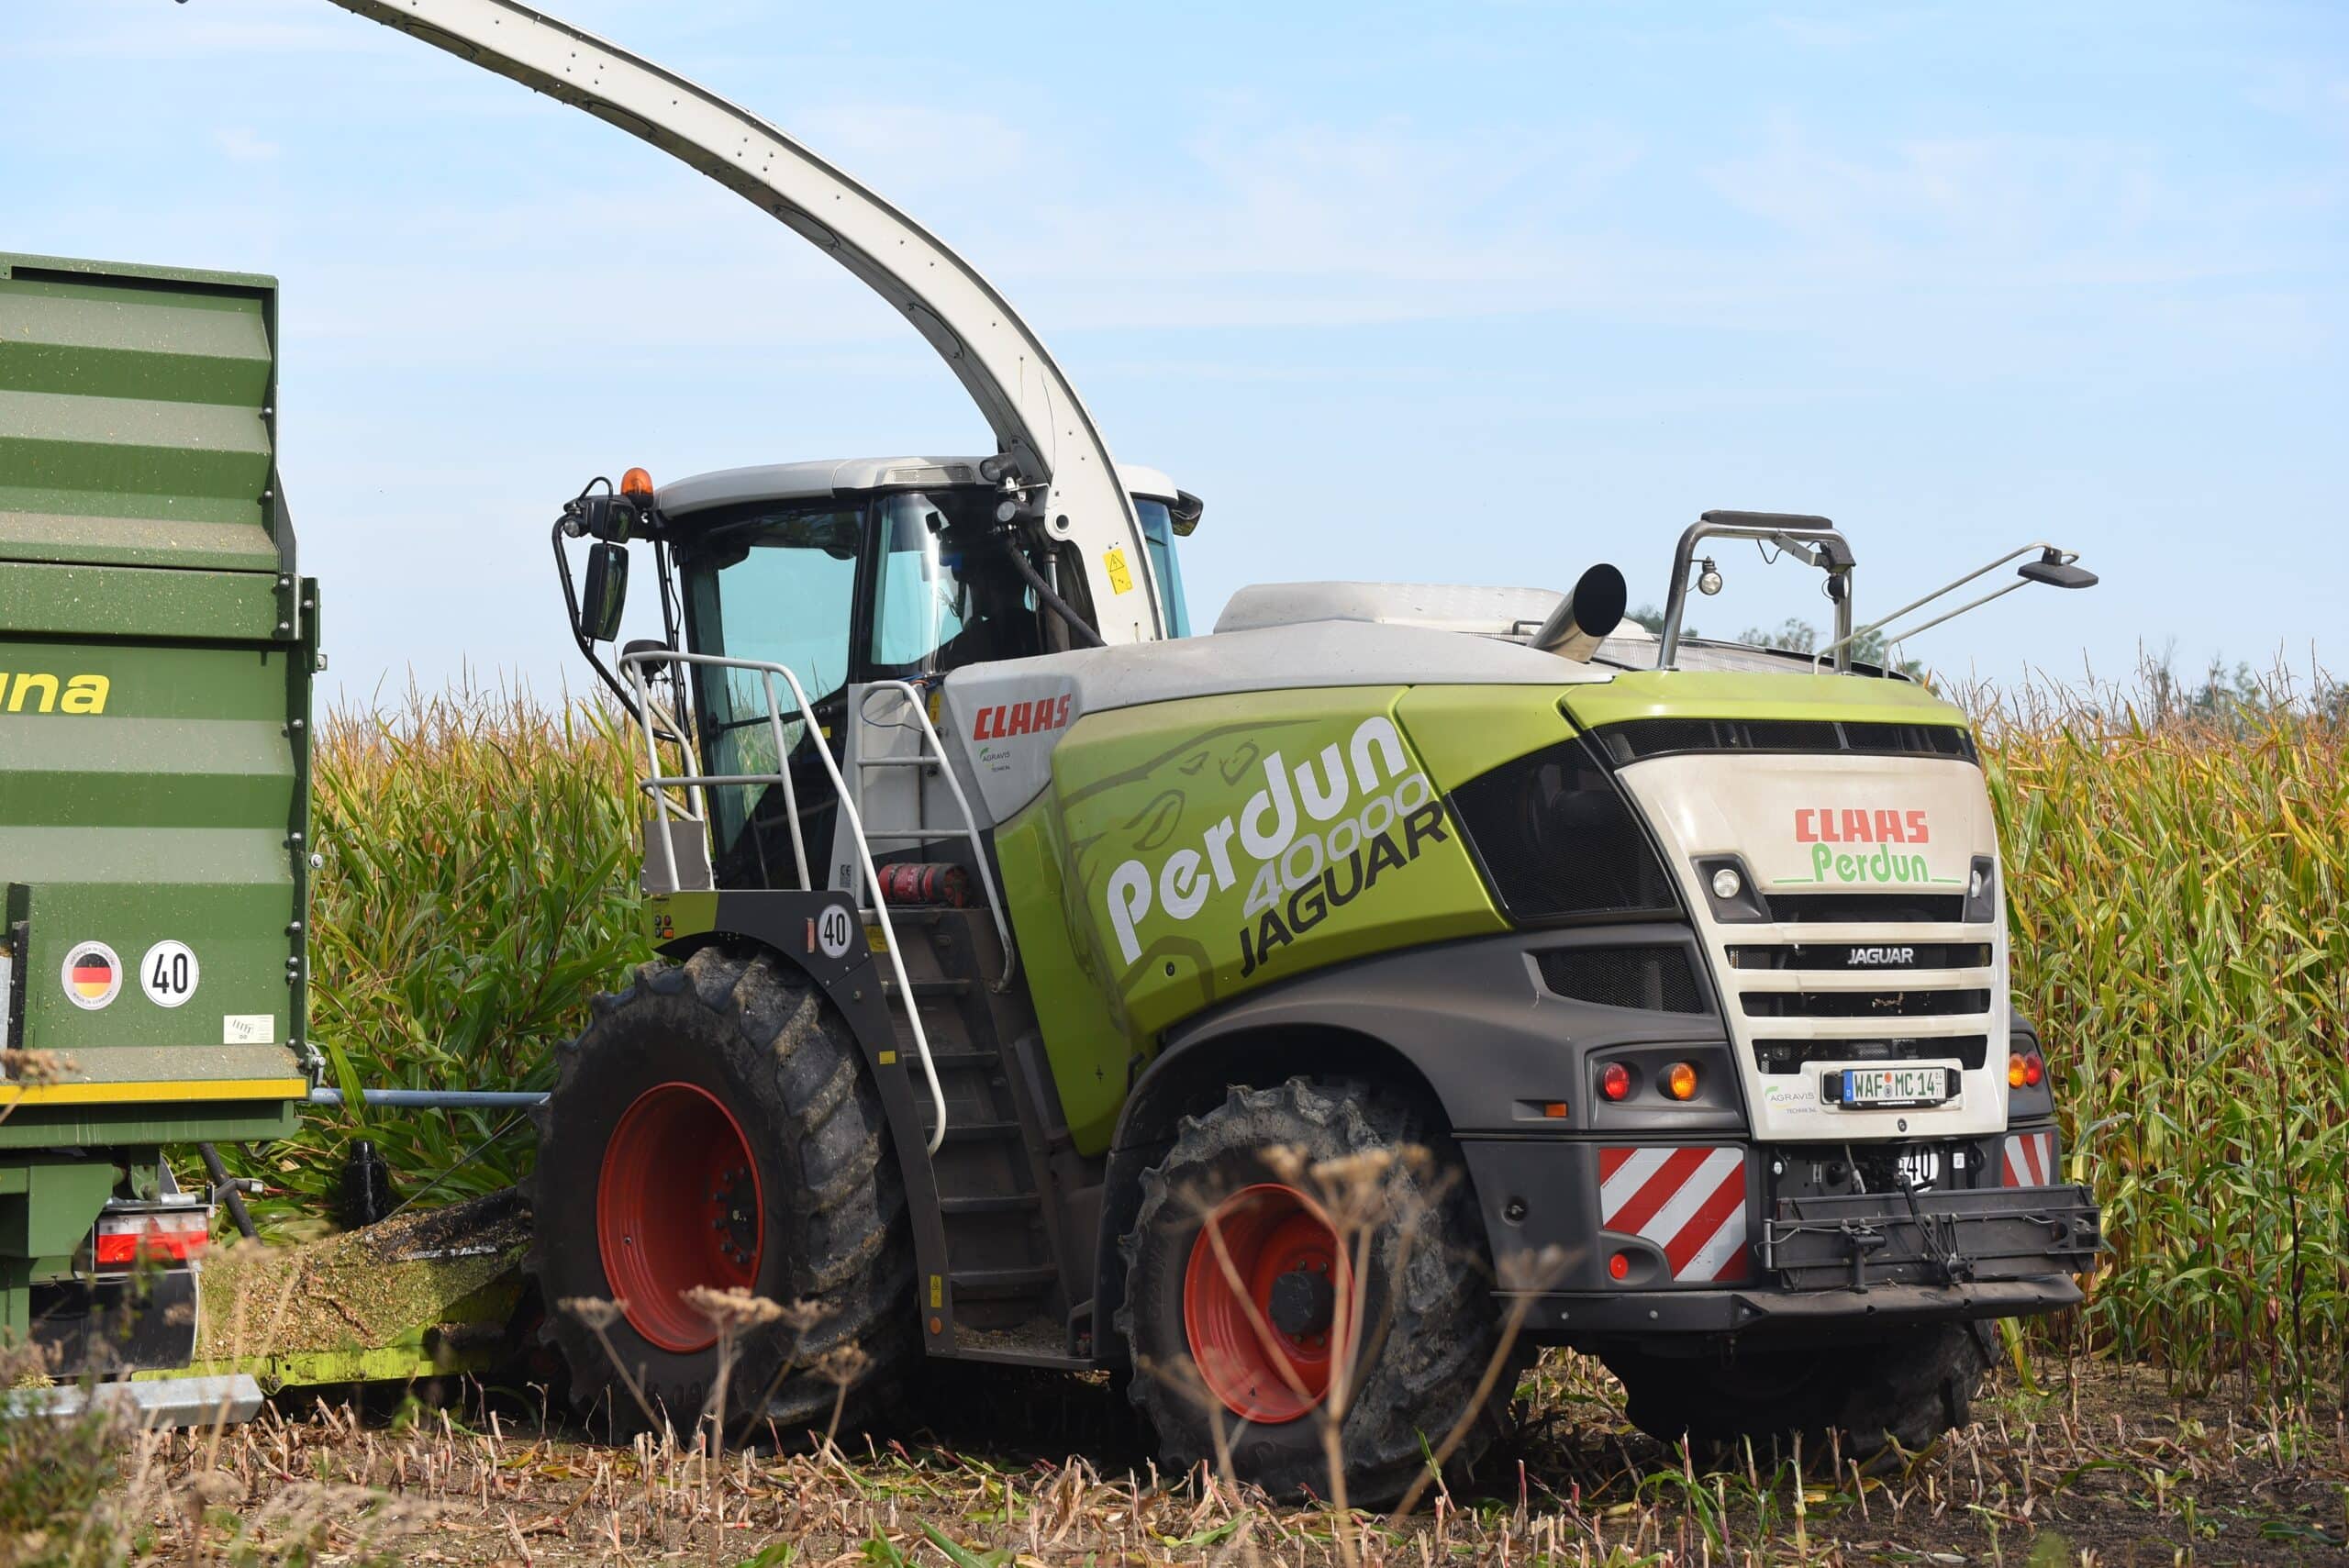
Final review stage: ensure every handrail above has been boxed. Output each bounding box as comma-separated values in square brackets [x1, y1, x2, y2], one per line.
[1659, 512, 1854, 672]
[619, 650, 948, 1153]
[859, 681, 1020, 993]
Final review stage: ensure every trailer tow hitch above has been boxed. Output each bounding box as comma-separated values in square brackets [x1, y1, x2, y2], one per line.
[1895, 1177, 1976, 1285]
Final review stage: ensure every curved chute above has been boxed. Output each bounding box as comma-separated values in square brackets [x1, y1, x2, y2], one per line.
[327, 0, 1165, 642]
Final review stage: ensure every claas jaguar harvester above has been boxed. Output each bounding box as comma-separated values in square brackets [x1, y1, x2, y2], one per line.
[5, 0, 2103, 1500]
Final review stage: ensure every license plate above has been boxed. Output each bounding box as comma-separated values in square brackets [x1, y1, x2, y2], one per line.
[1838, 1066, 1954, 1107]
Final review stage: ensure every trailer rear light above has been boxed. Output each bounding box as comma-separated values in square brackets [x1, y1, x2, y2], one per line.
[94, 1208, 209, 1269]
[1662, 1062, 1698, 1101]
[620, 466, 655, 501]
[2007, 1051, 2044, 1089]
[1599, 1063, 1632, 1102]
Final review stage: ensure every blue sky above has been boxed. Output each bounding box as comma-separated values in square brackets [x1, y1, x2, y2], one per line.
[7, 0, 2344, 706]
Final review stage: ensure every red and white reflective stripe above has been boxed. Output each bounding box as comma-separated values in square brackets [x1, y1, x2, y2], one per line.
[1598, 1146, 1751, 1283]
[94, 1208, 210, 1268]
[2001, 1130, 2056, 1188]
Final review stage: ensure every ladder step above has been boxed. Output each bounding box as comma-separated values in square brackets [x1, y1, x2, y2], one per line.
[880, 977, 973, 999]
[934, 1119, 1022, 1143]
[923, 1048, 1000, 1070]
[939, 1194, 1041, 1217]
[950, 1265, 1058, 1301]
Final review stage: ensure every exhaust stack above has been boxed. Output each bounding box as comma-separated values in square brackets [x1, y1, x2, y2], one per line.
[1533, 564, 1628, 662]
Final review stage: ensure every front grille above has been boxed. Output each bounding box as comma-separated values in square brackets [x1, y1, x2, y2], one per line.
[1729, 942, 1991, 972]
[1536, 945, 1708, 1014]
[1753, 1034, 1990, 1073]
[1592, 717, 1978, 766]
[1742, 988, 1989, 1018]
[1763, 892, 1967, 924]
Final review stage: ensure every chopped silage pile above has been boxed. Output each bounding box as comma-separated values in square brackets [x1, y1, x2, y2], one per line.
[196, 1188, 530, 1360]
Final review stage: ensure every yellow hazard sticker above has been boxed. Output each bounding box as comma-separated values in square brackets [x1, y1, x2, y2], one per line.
[927, 687, 944, 723]
[930, 1273, 944, 1309]
[1103, 547, 1134, 595]
[865, 923, 889, 953]
[878, 1049, 896, 1066]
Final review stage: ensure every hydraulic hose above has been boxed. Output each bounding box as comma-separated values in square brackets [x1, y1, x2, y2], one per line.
[1001, 536, 1106, 649]
[196, 1142, 259, 1240]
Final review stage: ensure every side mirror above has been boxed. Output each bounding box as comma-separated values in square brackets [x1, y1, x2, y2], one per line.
[577, 541, 629, 642]
[1168, 489, 1205, 538]
[2019, 549, 2098, 590]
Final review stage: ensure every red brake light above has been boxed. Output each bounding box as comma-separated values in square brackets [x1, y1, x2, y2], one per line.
[2023, 1051, 2045, 1088]
[93, 1208, 209, 1269]
[1599, 1063, 1632, 1102]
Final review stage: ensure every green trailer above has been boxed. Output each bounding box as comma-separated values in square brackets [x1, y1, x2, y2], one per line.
[0, 251, 316, 1408]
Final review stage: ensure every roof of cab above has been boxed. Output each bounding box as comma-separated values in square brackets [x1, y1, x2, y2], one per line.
[658, 456, 1181, 517]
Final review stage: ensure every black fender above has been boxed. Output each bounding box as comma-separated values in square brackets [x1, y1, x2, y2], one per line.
[1090, 922, 1731, 1362]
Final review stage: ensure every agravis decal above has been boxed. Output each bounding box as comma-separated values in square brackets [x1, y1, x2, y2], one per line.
[1103, 715, 1448, 977]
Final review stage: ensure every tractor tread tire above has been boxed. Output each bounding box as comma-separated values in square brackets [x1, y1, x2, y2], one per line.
[1117, 1078, 1528, 1507]
[528, 948, 914, 1440]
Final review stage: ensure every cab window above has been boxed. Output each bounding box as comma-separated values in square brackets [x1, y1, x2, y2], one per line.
[1136, 497, 1192, 637]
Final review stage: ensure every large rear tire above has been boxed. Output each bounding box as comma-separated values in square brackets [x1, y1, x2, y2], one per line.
[527, 947, 914, 1440]
[1602, 1323, 1990, 1462]
[1118, 1079, 1527, 1507]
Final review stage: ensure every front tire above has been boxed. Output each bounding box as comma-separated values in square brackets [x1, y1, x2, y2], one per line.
[1603, 1323, 1990, 1462]
[527, 947, 914, 1439]
[1119, 1079, 1526, 1507]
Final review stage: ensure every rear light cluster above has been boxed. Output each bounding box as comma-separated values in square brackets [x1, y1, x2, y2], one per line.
[2007, 1050, 2046, 1089]
[1598, 1062, 1700, 1103]
[93, 1207, 209, 1271]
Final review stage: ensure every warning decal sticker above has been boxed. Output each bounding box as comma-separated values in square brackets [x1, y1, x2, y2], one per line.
[1102, 547, 1135, 595]
[61, 940, 123, 1011]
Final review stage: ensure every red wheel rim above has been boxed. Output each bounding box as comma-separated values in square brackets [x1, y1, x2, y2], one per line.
[596, 1081, 764, 1352]
[1182, 1183, 1354, 1424]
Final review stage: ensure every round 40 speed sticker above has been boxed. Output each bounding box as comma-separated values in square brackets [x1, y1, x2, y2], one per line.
[139, 940, 200, 1008]
[61, 940, 123, 1011]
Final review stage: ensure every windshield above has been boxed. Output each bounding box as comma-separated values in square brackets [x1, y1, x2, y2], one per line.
[1135, 497, 1192, 637]
[868, 494, 970, 673]
[679, 506, 863, 870]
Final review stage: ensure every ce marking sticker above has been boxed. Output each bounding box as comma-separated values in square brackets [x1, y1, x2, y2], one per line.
[140, 940, 200, 1008]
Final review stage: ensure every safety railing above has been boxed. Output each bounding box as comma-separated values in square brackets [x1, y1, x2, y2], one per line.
[620, 649, 948, 1153]
[852, 680, 1019, 991]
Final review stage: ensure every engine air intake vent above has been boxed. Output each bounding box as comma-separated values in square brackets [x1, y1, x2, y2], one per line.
[1762, 892, 1968, 924]
[1451, 740, 1681, 923]
[1728, 942, 1991, 971]
[1591, 717, 1977, 766]
[1536, 945, 1708, 1015]
[1742, 987, 1989, 1018]
[1753, 1034, 1990, 1074]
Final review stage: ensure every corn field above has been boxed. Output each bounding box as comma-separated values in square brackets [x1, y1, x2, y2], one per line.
[261, 679, 2349, 1396]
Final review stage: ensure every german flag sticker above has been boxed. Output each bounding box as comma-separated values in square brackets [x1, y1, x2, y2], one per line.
[60, 940, 122, 1011]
